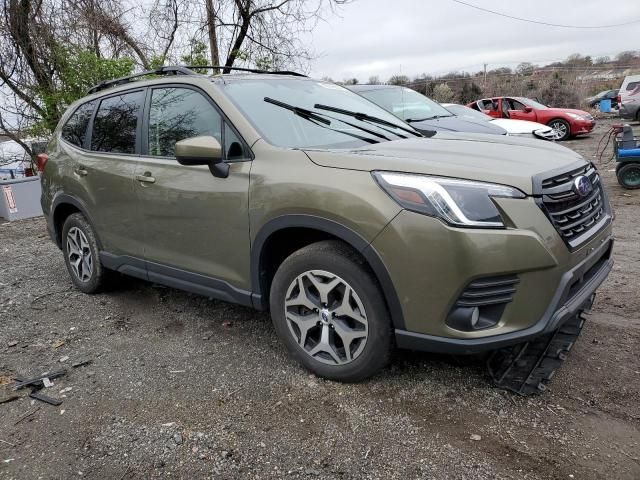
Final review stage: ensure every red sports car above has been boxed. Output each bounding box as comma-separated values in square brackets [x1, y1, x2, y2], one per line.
[468, 97, 595, 141]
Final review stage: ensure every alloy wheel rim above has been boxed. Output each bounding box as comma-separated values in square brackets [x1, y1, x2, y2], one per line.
[66, 227, 93, 282]
[284, 270, 368, 365]
[551, 121, 568, 137]
[623, 168, 640, 186]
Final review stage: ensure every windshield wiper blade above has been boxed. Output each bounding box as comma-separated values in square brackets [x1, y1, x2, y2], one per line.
[313, 104, 423, 137]
[264, 97, 380, 145]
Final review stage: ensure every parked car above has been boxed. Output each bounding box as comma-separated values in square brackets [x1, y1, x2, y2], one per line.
[618, 75, 640, 121]
[585, 89, 619, 109]
[41, 67, 613, 392]
[0, 138, 48, 180]
[347, 85, 507, 136]
[468, 97, 595, 141]
[441, 103, 558, 140]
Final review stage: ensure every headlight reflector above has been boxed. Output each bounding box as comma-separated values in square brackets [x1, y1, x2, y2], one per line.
[373, 172, 525, 228]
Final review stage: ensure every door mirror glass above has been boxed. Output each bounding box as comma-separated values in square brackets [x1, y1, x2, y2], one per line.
[175, 136, 223, 166]
[524, 106, 533, 113]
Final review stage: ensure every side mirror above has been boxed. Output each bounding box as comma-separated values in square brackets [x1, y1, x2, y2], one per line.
[175, 136, 229, 178]
[524, 106, 533, 113]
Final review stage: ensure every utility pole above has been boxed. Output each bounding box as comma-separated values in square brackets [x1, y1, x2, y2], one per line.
[483, 63, 488, 87]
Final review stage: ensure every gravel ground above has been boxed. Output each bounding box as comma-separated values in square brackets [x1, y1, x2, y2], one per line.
[1, 117, 639, 480]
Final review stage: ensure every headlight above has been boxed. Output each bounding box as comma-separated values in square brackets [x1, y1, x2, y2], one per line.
[373, 172, 525, 228]
[566, 113, 585, 120]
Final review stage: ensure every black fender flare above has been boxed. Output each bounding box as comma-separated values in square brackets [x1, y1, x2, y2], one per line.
[50, 193, 103, 250]
[251, 214, 405, 329]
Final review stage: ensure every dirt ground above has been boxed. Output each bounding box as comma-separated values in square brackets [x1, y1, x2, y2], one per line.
[1, 117, 639, 480]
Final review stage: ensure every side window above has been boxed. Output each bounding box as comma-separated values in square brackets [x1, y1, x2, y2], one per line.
[91, 91, 144, 154]
[61, 101, 96, 147]
[148, 87, 222, 157]
[626, 81, 639, 92]
[510, 99, 526, 110]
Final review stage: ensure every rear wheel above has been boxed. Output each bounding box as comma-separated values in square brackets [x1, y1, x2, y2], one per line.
[617, 162, 640, 189]
[62, 213, 110, 293]
[548, 118, 571, 141]
[269, 240, 393, 382]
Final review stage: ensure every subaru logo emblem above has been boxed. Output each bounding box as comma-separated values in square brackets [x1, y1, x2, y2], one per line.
[321, 311, 329, 322]
[572, 175, 593, 197]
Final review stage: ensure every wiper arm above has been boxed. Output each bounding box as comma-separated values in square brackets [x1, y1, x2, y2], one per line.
[264, 97, 380, 145]
[314, 104, 423, 137]
[406, 114, 453, 123]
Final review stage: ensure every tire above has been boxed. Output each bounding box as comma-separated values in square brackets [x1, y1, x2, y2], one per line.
[547, 118, 571, 141]
[617, 163, 640, 189]
[61, 213, 110, 293]
[269, 240, 393, 382]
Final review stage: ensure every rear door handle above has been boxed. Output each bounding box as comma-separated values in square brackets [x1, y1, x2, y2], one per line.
[136, 173, 156, 184]
[74, 166, 88, 176]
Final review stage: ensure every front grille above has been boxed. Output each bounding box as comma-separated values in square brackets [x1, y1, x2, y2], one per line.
[540, 164, 607, 249]
[455, 275, 519, 308]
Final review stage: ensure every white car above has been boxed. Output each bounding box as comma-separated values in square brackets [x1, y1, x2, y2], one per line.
[441, 104, 558, 140]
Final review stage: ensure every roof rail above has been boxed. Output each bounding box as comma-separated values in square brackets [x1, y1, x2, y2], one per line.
[185, 65, 307, 77]
[86, 64, 307, 95]
[87, 66, 197, 94]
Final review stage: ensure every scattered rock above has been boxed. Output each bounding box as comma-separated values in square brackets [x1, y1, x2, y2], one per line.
[59, 356, 69, 363]
[470, 434, 482, 441]
[7, 341, 18, 347]
[173, 433, 183, 445]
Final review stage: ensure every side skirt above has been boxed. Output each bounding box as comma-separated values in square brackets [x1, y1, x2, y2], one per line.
[99, 252, 255, 308]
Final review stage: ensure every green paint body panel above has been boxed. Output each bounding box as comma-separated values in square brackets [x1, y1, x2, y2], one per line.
[41, 73, 614, 352]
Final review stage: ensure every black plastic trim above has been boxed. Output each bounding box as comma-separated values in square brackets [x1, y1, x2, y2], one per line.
[49, 193, 103, 250]
[251, 215, 405, 329]
[396, 236, 614, 354]
[99, 252, 254, 307]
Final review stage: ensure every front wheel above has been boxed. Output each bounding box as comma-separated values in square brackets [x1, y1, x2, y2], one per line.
[548, 119, 571, 141]
[269, 241, 393, 382]
[617, 163, 640, 189]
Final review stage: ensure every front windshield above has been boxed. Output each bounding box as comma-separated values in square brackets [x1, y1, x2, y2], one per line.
[517, 97, 549, 109]
[219, 78, 415, 149]
[443, 104, 492, 122]
[358, 87, 453, 121]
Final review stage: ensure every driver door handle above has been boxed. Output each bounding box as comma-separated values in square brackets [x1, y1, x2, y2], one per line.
[74, 165, 88, 176]
[136, 173, 156, 184]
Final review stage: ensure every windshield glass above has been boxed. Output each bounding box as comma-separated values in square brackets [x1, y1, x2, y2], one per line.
[443, 104, 492, 122]
[219, 78, 414, 149]
[517, 97, 549, 109]
[358, 87, 453, 121]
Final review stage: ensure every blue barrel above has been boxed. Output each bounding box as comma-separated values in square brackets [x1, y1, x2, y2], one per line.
[599, 99, 612, 113]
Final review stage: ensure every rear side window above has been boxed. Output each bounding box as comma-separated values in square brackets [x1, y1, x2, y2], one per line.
[61, 101, 96, 147]
[148, 87, 222, 157]
[91, 91, 144, 154]
[626, 81, 639, 91]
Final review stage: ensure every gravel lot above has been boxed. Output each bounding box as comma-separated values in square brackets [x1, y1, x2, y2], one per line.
[1, 117, 639, 479]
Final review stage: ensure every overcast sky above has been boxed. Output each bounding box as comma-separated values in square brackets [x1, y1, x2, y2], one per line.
[306, 0, 638, 81]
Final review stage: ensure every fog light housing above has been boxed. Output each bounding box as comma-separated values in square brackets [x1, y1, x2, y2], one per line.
[446, 276, 519, 331]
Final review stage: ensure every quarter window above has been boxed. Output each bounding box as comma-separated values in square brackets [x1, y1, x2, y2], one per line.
[62, 101, 96, 147]
[626, 81, 639, 91]
[148, 87, 222, 157]
[91, 91, 144, 154]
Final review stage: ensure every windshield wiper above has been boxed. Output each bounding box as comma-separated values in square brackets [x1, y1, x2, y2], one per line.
[313, 104, 423, 138]
[406, 114, 453, 123]
[264, 97, 380, 144]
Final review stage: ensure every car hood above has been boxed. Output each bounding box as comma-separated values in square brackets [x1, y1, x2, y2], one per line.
[409, 116, 507, 135]
[304, 133, 586, 195]
[491, 118, 552, 134]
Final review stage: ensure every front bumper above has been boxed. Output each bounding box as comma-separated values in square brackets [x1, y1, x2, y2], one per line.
[572, 119, 595, 136]
[370, 195, 613, 354]
[395, 235, 613, 354]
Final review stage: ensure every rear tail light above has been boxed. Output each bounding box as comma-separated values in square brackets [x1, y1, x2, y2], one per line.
[617, 94, 621, 104]
[36, 153, 49, 172]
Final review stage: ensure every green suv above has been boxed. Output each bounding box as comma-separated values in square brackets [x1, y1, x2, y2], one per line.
[41, 67, 613, 391]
